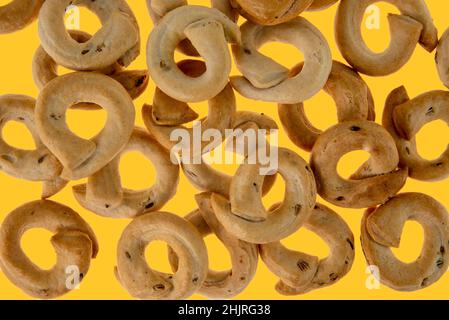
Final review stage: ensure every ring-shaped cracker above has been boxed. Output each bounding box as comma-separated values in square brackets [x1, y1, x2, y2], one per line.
[361, 193, 449, 291]
[211, 147, 317, 244]
[147, 5, 241, 103]
[72, 128, 179, 219]
[35, 72, 135, 180]
[260, 203, 354, 295]
[279, 61, 375, 151]
[38, 0, 140, 70]
[335, 0, 438, 76]
[310, 120, 408, 208]
[115, 212, 208, 300]
[0, 200, 98, 299]
[0, 0, 44, 34]
[307, 0, 338, 11]
[231, 17, 332, 104]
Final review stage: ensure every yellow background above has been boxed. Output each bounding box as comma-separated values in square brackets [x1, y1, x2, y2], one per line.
[0, 0, 448, 300]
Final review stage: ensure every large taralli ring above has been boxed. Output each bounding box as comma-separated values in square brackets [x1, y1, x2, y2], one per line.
[72, 128, 179, 219]
[0, 200, 98, 299]
[229, 0, 313, 25]
[35, 72, 135, 180]
[279, 61, 375, 152]
[335, 0, 438, 76]
[260, 203, 354, 295]
[231, 17, 332, 104]
[0, 0, 44, 34]
[147, 5, 240, 102]
[211, 148, 317, 244]
[38, 0, 140, 70]
[383, 86, 449, 182]
[310, 120, 408, 208]
[361, 193, 449, 291]
[0, 94, 67, 198]
[115, 212, 208, 300]
[168, 193, 259, 299]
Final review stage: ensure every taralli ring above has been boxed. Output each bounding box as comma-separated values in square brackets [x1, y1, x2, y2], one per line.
[182, 111, 278, 198]
[260, 203, 354, 295]
[168, 193, 259, 299]
[335, 0, 438, 76]
[0, 0, 44, 34]
[436, 28, 449, 89]
[0, 200, 98, 299]
[32, 30, 149, 109]
[0, 94, 67, 198]
[307, 0, 338, 11]
[72, 128, 179, 219]
[229, 0, 313, 25]
[279, 61, 375, 151]
[115, 212, 208, 300]
[231, 17, 332, 104]
[310, 120, 408, 208]
[38, 0, 140, 70]
[361, 193, 449, 291]
[211, 147, 317, 244]
[383, 86, 449, 182]
[147, 5, 241, 102]
[35, 72, 135, 180]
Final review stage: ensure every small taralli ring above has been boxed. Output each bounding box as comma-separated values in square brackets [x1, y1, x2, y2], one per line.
[115, 212, 208, 300]
[32, 30, 149, 110]
[0, 0, 44, 34]
[35, 72, 135, 180]
[310, 120, 408, 208]
[279, 60, 375, 152]
[335, 0, 438, 76]
[231, 17, 332, 104]
[72, 128, 180, 219]
[146, 0, 238, 56]
[182, 111, 278, 198]
[260, 203, 354, 295]
[168, 192, 259, 299]
[211, 147, 317, 244]
[147, 5, 240, 102]
[229, 0, 313, 25]
[383, 86, 449, 182]
[38, 0, 140, 70]
[361, 193, 449, 291]
[0, 200, 98, 299]
[307, 0, 338, 11]
[0, 94, 67, 198]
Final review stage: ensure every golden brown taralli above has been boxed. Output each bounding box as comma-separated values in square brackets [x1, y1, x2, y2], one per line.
[436, 28, 449, 89]
[0, 0, 44, 34]
[307, 0, 338, 11]
[115, 212, 208, 300]
[0, 200, 98, 299]
[310, 120, 408, 208]
[361, 193, 449, 291]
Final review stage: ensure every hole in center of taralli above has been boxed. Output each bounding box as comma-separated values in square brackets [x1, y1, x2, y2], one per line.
[21, 229, 57, 271]
[145, 240, 175, 275]
[415, 120, 449, 161]
[337, 150, 371, 180]
[66, 108, 107, 140]
[2, 120, 36, 151]
[391, 221, 424, 263]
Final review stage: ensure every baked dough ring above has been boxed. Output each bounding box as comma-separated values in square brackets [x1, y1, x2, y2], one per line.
[38, 0, 140, 70]
[115, 212, 208, 300]
[307, 0, 338, 11]
[72, 128, 179, 219]
[229, 0, 313, 25]
[361, 193, 449, 291]
[35, 72, 135, 180]
[0, 0, 44, 34]
[0, 200, 98, 299]
[383, 86, 449, 182]
[168, 193, 258, 299]
[147, 5, 240, 102]
[182, 111, 277, 198]
[146, 0, 238, 57]
[310, 120, 408, 208]
[260, 203, 354, 295]
[32, 30, 149, 110]
[211, 147, 317, 244]
[231, 17, 332, 104]
[335, 0, 438, 76]
[279, 61, 375, 152]
[0, 94, 67, 198]
[436, 28, 449, 89]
